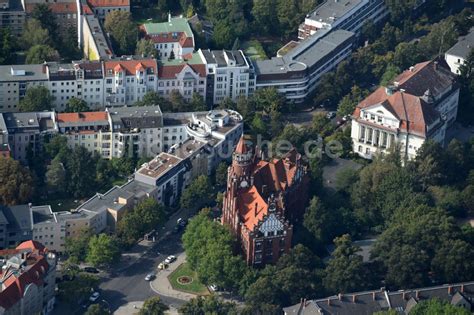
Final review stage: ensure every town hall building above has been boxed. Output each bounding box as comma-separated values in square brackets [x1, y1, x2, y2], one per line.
[222, 137, 309, 266]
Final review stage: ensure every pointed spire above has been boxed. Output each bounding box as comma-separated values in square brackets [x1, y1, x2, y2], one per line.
[235, 136, 249, 154]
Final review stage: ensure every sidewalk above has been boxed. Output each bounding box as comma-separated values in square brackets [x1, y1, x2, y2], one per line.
[150, 252, 198, 301]
[114, 302, 179, 315]
[115, 206, 194, 272]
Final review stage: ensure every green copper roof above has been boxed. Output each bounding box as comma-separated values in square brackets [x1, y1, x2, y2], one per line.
[143, 17, 194, 38]
[159, 52, 203, 66]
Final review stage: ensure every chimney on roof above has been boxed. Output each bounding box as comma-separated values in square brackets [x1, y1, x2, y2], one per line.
[28, 203, 32, 209]
[373, 292, 376, 301]
[434, 61, 438, 70]
[402, 292, 406, 300]
[461, 284, 464, 293]
[303, 298, 307, 308]
[338, 293, 343, 301]
[415, 291, 420, 299]
[385, 85, 395, 96]
[352, 295, 356, 303]
[254, 202, 258, 216]
[327, 299, 331, 306]
[448, 286, 453, 295]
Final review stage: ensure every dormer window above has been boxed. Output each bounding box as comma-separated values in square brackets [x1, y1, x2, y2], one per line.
[370, 114, 375, 120]
[107, 69, 112, 75]
[377, 116, 382, 123]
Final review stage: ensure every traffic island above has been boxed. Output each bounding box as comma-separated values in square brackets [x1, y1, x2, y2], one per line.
[167, 263, 210, 296]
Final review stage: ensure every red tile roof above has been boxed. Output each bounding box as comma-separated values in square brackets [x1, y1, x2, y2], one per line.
[87, 0, 129, 8]
[0, 241, 51, 310]
[237, 149, 300, 232]
[235, 136, 249, 154]
[104, 59, 157, 76]
[57, 111, 108, 123]
[355, 87, 441, 137]
[158, 64, 206, 79]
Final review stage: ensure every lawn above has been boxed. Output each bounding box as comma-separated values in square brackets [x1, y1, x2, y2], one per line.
[168, 263, 210, 296]
[242, 40, 268, 61]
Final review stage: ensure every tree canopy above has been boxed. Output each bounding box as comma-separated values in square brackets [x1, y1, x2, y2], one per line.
[18, 86, 53, 112]
[0, 157, 34, 205]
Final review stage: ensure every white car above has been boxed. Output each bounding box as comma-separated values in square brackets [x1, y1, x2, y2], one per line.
[164, 255, 176, 264]
[89, 292, 100, 302]
[209, 284, 219, 292]
[145, 273, 155, 281]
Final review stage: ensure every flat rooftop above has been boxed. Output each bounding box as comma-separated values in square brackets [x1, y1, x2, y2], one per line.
[142, 17, 193, 37]
[137, 153, 182, 179]
[31, 206, 56, 224]
[306, 0, 364, 25]
[0, 64, 48, 82]
[171, 139, 208, 160]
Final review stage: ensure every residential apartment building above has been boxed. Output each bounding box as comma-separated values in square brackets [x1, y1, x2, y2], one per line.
[0, 205, 33, 249]
[0, 0, 25, 36]
[298, 0, 388, 40]
[86, 0, 129, 22]
[104, 58, 158, 106]
[140, 15, 195, 60]
[22, 0, 78, 31]
[0, 114, 10, 158]
[0, 64, 48, 112]
[254, 30, 355, 103]
[107, 105, 163, 158]
[3, 111, 57, 161]
[31, 206, 64, 253]
[56, 111, 112, 158]
[350, 60, 458, 160]
[73, 60, 105, 109]
[200, 49, 255, 105]
[445, 27, 474, 75]
[222, 138, 309, 266]
[157, 53, 207, 102]
[0, 241, 57, 315]
[283, 281, 474, 315]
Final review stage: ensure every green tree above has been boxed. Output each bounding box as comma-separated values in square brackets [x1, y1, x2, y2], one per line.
[214, 162, 228, 187]
[21, 19, 52, 48]
[179, 295, 237, 315]
[0, 157, 34, 205]
[180, 175, 213, 209]
[0, 28, 17, 64]
[458, 49, 474, 124]
[31, 3, 59, 44]
[410, 298, 471, 315]
[252, 0, 277, 35]
[65, 98, 90, 113]
[104, 11, 138, 55]
[86, 234, 121, 268]
[46, 157, 67, 194]
[139, 296, 169, 315]
[117, 198, 165, 246]
[380, 64, 400, 86]
[18, 86, 53, 112]
[323, 234, 367, 294]
[303, 197, 337, 244]
[335, 167, 359, 193]
[44, 135, 70, 160]
[26, 44, 60, 64]
[64, 227, 94, 263]
[190, 93, 207, 111]
[85, 304, 109, 315]
[431, 239, 474, 283]
[134, 91, 172, 111]
[58, 273, 99, 304]
[136, 38, 157, 57]
[66, 146, 98, 198]
[213, 20, 235, 48]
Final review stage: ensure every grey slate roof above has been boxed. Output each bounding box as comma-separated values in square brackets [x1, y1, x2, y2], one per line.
[446, 28, 474, 59]
[107, 106, 163, 131]
[0, 205, 32, 231]
[306, 0, 364, 25]
[283, 282, 474, 315]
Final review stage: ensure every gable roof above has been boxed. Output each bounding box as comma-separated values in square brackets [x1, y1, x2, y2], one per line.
[87, 0, 129, 7]
[104, 59, 157, 76]
[446, 27, 474, 59]
[158, 63, 206, 79]
[238, 185, 268, 231]
[355, 87, 441, 137]
[393, 59, 456, 98]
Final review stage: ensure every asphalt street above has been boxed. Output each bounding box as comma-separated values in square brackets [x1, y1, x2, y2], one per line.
[99, 231, 187, 312]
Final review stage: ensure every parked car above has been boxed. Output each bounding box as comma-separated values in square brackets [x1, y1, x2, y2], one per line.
[145, 273, 156, 281]
[164, 255, 176, 264]
[209, 284, 219, 292]
[83, 267, 99, 274]
[158, 262, 169, 270]
[89, 292, 100, 302]
[326, 112, 336, 119]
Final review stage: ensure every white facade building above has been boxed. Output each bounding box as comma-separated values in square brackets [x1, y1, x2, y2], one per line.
[199, 49, 255, 105]
[351, 59, 458, 161]
[445, 28, 474, 75]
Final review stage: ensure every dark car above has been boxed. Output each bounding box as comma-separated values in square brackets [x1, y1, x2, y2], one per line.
[83, 267, 99, 274]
